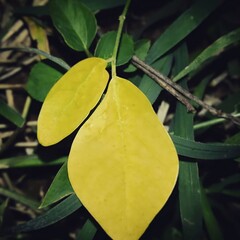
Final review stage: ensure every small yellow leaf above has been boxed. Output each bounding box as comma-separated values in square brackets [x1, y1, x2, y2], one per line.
[38, 57, 109, 146]
[68, 76, 179, 240]
[24, 17, 50, 58]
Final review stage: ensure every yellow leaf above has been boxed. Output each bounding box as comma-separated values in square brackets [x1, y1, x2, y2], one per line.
[38, 57, 109, 146]
[24, 17, 50, 58]
[68, 76, 179, 240]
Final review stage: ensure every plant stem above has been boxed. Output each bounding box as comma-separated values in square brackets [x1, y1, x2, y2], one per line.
[84, 48, 92, 58]
[111, 0, 131, 77]
[132, 56, 195, 112]
[194, 113, 240, 130]
[131, 55, 240, 126]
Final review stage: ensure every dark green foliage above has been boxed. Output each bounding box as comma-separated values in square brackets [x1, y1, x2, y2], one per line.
[0, 0, 240, 239]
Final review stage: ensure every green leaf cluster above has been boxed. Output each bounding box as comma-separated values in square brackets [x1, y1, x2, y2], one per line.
[1, 0, 240, 239]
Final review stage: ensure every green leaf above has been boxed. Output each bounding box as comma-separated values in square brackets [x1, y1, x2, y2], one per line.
[146, 0, 224, 64]
[228, 58, 240, 79]
[201, 186, 224, 240]
[171, 43, 202, 239]
[80, 0, 126, 12]
[124, 39, 151, 72]
[0, 155, 66, 169]
[49, 0, 97, 52]
[173, 28, 240, 81]
[218, 92, 240, 113]
[76, 219, 97, 240]
[220, 189, 240, 198]
[26, 61, 63, 102]
[193, 74, 213, 99]
[207, 174, 240, 193]
[0, 187, 40, 210]
[0, 99, 25, 127]
[0, 200, 8, 227]
[7, 194, 81, 233]
[138, 54, 173, 104]
[171, 134, 240, 160]
[133, 0, 185, 39]
[0, 47, 70, 70]
[94, 31, 134, 66]
[178, 163, 202, 239]
[40, 162, 73, 208]
[225, 131, 240, 144]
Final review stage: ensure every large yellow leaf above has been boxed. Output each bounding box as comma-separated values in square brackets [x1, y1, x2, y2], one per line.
[68, 76, 179, 240]
[37, 57, 109, 146]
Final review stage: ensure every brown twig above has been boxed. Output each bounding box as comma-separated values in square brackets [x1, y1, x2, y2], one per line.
[131, 55, 240, 126]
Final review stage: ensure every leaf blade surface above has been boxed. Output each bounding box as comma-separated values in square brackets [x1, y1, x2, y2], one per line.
[38, 57, 109, 146]
[68, 77, 179, 240]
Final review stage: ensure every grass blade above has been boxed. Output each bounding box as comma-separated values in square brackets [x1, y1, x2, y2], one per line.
[178, 162, 202, 239]
[0, 187, 39, 210]
[40, 162, 73, 208]
[171, 135, 240, 160]
[6, 194, 81, 233]
[201, 186, 224, 240]
[0, 99, 25, 127]
[0, 47, 70, 70]
[138, 54, 173, 103]
[171, 43, 202, 239]
[173, 28, 240, 81]
[0, 200, 8, 227]
[76, 219, 97, 240]
[0, 155, 66, 169]
[146, 0, 223, 64]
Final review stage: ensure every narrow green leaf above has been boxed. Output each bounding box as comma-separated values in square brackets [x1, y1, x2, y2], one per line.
[0, 99, 25, 127]
[0, 155, 66, 169]
[26, 61, 63, 102]
[0, 200, 8, 227]
[80, 0, 126, 12]
[49, 0, 97, 52]
[124, 39, 151, 72]
[0, 47, 70, 70]
[77, 219, 97, 240]
[173, 28, 240, 81]
[7, 194, 81, 233]
[138, 54, 173, 104]
[171, 134, 240, 160]
[201, 186, 224, 240]
[220, 189, 240, 198]
[178, 162, 202, 239]
[94, 31, 134, 66]
[133, 0, 185, 39]
[218, 91, 240, 113]
[40, 162, 73, 208]
[228, 58, 240, 79]
[171, 43, 202, 239]
[193, 113, 240, 131]
[225, 131, 240, 144]
[207, 174, 240, 193]
[0, 187, 40, 210]
[146, 0, 224, 64]
[193, 74, 213, 99]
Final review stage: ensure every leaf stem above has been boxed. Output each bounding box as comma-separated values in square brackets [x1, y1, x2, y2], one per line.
[111, 0, 131, 77]
[84, 48, 92, 58]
